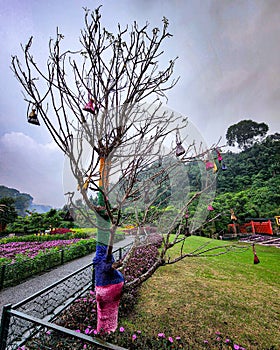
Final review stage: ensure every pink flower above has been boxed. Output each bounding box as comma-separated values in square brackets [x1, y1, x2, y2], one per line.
[85, 328, 90, 334]
[132, 334, 137, 340]
[158, 333, 165, 338]
[168, 337, 174, 343]
[234, 345, 240, 350]
[75, 329, 81, 333]
[83, 345, 87, 349]
[119, 326, 125, 332]
[176, 336, 181, 340]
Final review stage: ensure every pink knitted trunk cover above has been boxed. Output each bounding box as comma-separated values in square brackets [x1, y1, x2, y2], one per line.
[95, 282, 124, 333]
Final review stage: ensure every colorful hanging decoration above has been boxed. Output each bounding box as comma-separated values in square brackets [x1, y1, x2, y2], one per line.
[213, 161, 218, 173]
[252, 244, 260, 264]
[205, 160, 214, 170]
[175, 131, 185, 157]
[83, 98, 98, 115]
[82, 177, 91, 191]
[230, 208, 237, 221]
[28, 108, 40, 126]
[216, 148, 223, 163]
[221, 163, 227, 171]
[207, 204, 214, 211]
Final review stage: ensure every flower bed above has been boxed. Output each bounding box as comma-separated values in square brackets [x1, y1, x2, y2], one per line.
[0, 239, 81, 262]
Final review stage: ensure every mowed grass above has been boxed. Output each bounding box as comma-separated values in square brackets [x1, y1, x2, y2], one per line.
[122, 236, 280, 349]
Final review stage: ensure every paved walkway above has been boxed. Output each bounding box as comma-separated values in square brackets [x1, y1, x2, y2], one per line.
[0, 236, 134, 315]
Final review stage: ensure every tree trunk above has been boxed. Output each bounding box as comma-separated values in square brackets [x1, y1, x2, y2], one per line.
[93, 159, 124, 333]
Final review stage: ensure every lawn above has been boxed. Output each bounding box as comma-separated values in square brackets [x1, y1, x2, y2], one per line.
[121, 236, 280, 349]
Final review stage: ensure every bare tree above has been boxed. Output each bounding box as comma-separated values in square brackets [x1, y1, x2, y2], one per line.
[11, 7, 235, 332]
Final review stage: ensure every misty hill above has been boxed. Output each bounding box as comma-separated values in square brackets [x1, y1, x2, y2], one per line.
[0, 185, 53, 216]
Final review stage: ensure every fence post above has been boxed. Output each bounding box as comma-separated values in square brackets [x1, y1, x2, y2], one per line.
[0, 265, 6, 290]
[91, 267, 95, 291]
[61, 249, 64, 265]
[0, 304, 12, 350]
[118, 247, 122, 261]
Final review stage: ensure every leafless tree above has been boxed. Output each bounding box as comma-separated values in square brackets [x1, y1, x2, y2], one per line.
[11, 7, 239, 332]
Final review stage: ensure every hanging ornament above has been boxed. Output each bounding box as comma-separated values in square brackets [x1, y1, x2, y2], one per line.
[28, 108, 40, 126]
[221, 163, 227, 171]
[216, 148, 223, 163]
[207, 204, 214, 211]
[205, 160, 214, 170]
[83, 98, 98, 115]
[230, 208, 237, 221]
[82, 177, 91, 190]
[175, 131, 185, 157]
[252, 244, 260, 264]
[213, 161, 218, 173]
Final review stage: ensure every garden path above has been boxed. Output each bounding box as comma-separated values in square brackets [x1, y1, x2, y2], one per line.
[0, 235, 134, 315]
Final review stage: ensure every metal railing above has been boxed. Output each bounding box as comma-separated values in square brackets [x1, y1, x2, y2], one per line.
[0, 243, 132, 350]
[0, 241, 96, 290]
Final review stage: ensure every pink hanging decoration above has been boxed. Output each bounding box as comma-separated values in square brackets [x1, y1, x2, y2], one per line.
[216, 148, 223, 163]
[205, 161, 214, 170]
[207, 205, 214, 211]
[83, 99, 98, 115]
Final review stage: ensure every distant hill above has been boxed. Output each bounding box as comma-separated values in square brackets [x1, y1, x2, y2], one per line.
[0, 185, 53, 216]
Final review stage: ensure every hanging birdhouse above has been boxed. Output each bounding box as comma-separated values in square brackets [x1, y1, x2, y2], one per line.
[176, 142, 185, 157]
[207, 204, 214, 211]
[83, 99, 98, 115]
[221, 163, 227, 171]
[28, 109, 40, 126]
[175, 131, 185, 157]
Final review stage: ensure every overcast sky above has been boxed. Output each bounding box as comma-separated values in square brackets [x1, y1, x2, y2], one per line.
[0, 0, 279, 207]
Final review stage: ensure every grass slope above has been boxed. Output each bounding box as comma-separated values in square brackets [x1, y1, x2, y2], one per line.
[123, 236, 280, 349]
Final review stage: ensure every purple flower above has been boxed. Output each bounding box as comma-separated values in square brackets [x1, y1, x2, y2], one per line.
[203, 340, 209, 344]
[75, 329, 81, 333]
[234, 345, 240, 350]
[119, 326, 125, 332]
[132, 334, 137, 340]
[85, 328, 90, 334]
[225, 338, 231, 344]
[176, 336, 181, 340]
[168, 337, 174, 343]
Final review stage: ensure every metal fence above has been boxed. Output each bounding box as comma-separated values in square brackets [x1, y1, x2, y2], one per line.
[0, 241, 97, 290]
[0, 243, 132, 350]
